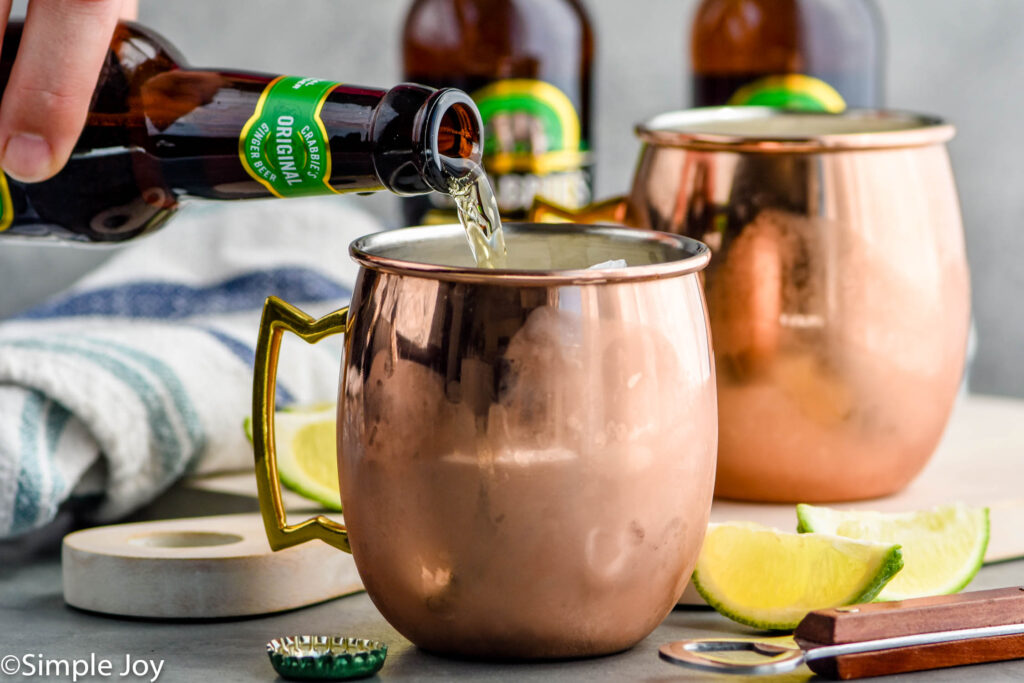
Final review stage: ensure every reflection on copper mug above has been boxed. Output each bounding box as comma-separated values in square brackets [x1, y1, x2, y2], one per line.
[252, 223, 717, 659]
[534, 109, 970, 502]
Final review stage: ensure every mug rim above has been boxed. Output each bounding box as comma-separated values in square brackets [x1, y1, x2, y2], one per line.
[635, 107, 955, 153]
[349, 223, 711, 285]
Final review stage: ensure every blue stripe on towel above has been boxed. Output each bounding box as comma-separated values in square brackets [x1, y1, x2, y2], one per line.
[17, 267, 351, 321]
[0, 340, 185, 475]
[44, 400, 71, 455]
[190, 326, 295, 407]
[12, 391, 45, 533]
[74, 335, 205, 453]
[43, 400, 70, 498]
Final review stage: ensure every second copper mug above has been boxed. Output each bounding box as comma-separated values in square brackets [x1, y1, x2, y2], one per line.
[535, 108, 970, 502]
[252, 223, 717, 659]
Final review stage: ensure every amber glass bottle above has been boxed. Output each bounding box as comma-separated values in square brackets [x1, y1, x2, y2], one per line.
[690, 0, 883, 110]
[0, 22, 482, 243]
[403, 0, 594, 223]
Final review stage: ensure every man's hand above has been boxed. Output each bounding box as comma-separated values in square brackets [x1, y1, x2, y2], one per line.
[0, 0, 137, 183]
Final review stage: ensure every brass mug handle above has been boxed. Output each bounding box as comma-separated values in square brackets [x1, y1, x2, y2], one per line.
[529, 196, 630, 225]
[252, 296, 351, 553]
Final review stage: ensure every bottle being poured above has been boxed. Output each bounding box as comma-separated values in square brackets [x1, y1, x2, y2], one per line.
[444, 158, 507, 269]
[0, 21, 490, 245]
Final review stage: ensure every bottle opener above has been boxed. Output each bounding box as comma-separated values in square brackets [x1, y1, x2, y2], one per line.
[660, 586, 1024, 679]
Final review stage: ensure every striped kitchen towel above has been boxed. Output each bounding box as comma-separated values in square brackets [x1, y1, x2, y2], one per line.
[0, 197, 378, 539]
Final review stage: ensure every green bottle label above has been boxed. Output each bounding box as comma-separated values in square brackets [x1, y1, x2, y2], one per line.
[239, 76, 340, 198]
[0, 172, 12, 232]
[472, 78, 586, 175]
[468, 78, 591, 212]
[728, 74, 846, 113]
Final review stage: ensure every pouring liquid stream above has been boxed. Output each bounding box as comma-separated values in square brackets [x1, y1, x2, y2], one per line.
[441, 157, 627, 271]
[445, 158, 508, 268]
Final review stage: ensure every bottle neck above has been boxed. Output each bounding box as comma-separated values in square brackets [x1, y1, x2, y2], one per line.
[370, 85, 483, 195]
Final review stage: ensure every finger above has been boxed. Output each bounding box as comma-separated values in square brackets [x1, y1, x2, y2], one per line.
[0, 0, 122, 182]
[0, 0, 14, 61]
[119, 0, 136, 20]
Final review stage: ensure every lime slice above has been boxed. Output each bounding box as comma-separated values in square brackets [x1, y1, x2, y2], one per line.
[796, 503, 989, 601]
[244, 404, 341, 510]
[692, 522, 903, 630]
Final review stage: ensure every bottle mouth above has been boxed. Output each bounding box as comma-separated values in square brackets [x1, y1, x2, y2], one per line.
[419, 88, 484, 192]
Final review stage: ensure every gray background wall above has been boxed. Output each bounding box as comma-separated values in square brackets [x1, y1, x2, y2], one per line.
[1, 1, 1021, 398]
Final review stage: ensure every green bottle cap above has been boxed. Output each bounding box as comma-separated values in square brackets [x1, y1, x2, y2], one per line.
[266, 635, 387, 681]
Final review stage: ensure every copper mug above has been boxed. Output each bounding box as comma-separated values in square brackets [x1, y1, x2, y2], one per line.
[535, 108, 970, 502]
[251, 223, 717, 659]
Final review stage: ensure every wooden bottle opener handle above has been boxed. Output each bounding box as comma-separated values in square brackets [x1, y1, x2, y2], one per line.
[795, 587, 1024, 679]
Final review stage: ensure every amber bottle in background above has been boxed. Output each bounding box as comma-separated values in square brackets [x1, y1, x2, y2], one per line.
[690, 0, 884, 110]
[402, 0, 594, 223]
[0, 22, 482, 243]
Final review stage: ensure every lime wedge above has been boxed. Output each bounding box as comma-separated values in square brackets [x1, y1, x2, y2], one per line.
[796, 503, 989, 601]
[244, 404, 341, 510]
[692, 522, 903, 630]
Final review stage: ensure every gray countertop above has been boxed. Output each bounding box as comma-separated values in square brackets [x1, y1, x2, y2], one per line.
[3, 516, 1023, 683]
